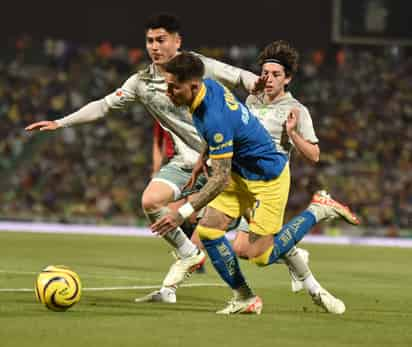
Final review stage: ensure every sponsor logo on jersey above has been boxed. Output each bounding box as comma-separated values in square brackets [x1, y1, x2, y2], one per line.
[214, 133, 224, 143]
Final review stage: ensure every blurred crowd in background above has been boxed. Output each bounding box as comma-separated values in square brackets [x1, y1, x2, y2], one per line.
[1, 36, 411, 235]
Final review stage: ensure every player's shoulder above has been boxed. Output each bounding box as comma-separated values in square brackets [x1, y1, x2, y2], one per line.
[245, 93, 262, 107]
[135, 64, 153, 80]
[190, 51, 213, 65]
[281, 93, 310, 114]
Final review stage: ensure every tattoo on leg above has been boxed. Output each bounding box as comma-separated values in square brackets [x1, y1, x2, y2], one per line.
[199, 207, 232, 230]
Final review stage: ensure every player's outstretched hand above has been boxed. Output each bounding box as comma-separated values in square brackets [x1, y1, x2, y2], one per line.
[251, 75, 268, 95]
[25, 120, 60, 132]
[151, 211, 184, 236]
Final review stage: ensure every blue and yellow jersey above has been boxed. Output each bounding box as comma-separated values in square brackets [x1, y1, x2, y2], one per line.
[190, 79, 288, 181]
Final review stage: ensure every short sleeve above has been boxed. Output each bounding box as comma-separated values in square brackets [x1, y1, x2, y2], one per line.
[204, 113, 234, 160]
[297, 106, 318, 144]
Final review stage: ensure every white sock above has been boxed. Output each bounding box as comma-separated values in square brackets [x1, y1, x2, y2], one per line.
[160, 286, 176, 295]
[303, 274, 322, 295]
[171, 232, 198, 258]
[145, 208, 197, 258]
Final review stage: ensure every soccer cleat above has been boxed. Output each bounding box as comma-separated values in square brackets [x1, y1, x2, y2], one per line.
[288, 248, 310, 293]
[311, 288, 346, 314]
[310, 190, 360, 225]
[162, 250, 206, 287]
[216, 296, 263, 315]
[134, 289, 176, 303]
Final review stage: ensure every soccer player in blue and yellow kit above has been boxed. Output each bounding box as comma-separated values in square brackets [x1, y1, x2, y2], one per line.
[152, 52, 360, 314]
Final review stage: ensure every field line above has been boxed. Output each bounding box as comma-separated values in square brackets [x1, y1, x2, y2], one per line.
[0, 283, 225, 293]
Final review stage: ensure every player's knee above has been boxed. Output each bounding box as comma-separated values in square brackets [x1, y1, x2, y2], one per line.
[141, 190, 167, 211]
[232, 241, 248, 258]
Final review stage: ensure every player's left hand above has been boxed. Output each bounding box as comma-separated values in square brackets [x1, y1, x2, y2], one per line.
[285, 108, 300, 135]
[151, 211, 185, 236]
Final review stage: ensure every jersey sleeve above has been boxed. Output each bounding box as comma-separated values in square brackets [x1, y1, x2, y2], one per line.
[204, 110, 235, 160]
[104, 74, 142, 110]
[297, 105, 319, 144]
[194, 52, 241, 90]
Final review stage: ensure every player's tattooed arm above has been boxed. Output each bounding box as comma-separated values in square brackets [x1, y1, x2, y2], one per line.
[190, 157, 232, 211]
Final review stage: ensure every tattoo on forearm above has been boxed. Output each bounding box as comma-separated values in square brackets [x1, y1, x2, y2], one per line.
[190, 158, 231, 211]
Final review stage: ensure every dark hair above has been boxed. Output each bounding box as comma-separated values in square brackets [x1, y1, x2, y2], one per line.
[144, 13, 181, 34]
[258, 40, 299, 77]
[164, 52, 205, 82]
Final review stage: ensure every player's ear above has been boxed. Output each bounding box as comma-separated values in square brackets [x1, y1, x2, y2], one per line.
[191, 80, 201, 93]
[174, 33, 182, 49]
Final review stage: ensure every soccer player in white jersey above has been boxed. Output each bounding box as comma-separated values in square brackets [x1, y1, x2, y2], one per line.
[232, 41, 347, 311]
[24, 13, 257, 302]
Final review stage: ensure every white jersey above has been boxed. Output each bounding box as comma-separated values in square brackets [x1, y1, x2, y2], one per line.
[246, 92, 318, 157]
[104, 53, 257, 169]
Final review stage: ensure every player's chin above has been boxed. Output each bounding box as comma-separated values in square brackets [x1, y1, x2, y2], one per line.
[151, 55, 164, 64]
[170, 98, 182, 107]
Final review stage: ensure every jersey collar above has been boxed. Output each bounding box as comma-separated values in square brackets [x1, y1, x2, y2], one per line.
[190, 82, 207, 114]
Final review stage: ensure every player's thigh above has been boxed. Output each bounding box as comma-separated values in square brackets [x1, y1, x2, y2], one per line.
[207, 173, 250, 220]
[142, 162, 200, 209]
[142, 180, 175, 210]
[248, 164, 290, 236]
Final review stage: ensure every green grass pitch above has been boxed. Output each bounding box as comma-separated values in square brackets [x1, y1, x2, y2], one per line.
[0, 231, 411, 347]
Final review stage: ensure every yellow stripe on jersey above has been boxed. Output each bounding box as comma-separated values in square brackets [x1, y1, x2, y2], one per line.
[190, 83, 207, 113]
[209, 152, 233, 159]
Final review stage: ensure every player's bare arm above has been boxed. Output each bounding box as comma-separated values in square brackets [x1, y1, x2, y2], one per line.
[286, 108, 320, 163]
[151, 157, 231, 236]
[25, 99, 110, 131]
[189, 157, 231, 211]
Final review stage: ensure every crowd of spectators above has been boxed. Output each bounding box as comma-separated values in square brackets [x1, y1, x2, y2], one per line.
[1, 36, 411, 234]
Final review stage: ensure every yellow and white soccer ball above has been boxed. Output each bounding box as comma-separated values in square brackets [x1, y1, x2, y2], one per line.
[35, 265, 82, 311]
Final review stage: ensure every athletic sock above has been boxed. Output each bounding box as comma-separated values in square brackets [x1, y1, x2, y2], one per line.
[202, 236, 252, 292]
[145, 207, 197, 258]
[303, 274, 322, 295]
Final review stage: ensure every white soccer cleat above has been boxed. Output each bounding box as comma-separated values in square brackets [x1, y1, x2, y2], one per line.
[311, 288, 346, 314]
[288, 248, 310, 293]
[162, 250, 206, 287]
[134, 289, 177, 303]
[216, 296, 263, 315]
[310, 190, 360, 225]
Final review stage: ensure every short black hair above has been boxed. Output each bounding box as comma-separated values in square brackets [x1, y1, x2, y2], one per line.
[164, 52, 205, 82]
[144, 13, 181, 34]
